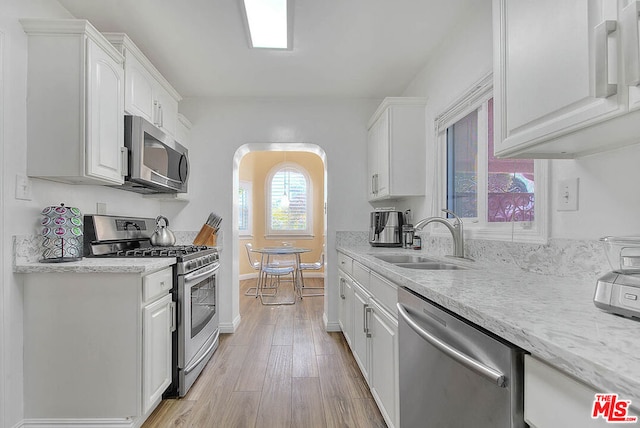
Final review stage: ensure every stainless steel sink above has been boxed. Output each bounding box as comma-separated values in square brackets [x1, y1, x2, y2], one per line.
[372, 254, 465, 270]
[372, 254, 439, 264]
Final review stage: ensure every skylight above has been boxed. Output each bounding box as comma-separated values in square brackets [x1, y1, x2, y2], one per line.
[242, 0, 291, 49]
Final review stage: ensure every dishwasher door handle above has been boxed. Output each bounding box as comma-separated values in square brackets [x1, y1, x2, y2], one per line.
[397, 303, 506, 387]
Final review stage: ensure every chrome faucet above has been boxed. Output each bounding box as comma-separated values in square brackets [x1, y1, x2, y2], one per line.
[414, 209, 466, 259]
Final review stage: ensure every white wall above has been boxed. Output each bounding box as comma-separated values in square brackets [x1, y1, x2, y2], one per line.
[401, 0, 640, 239]
[179, 97, 378, 331]
[0, 2, 168, 426]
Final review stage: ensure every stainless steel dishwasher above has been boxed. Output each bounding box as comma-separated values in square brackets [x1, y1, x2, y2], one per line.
[397, 287, 526, 428]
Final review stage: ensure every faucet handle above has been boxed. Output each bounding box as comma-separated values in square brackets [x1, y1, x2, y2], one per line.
[441, 209, 462, 225]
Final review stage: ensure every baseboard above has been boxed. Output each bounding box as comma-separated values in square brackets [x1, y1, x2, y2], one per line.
[324, 313, 342, 332]
[240, 272, 325, 280]
[21, 418, 137, 428]
[219, 313, 241, 333]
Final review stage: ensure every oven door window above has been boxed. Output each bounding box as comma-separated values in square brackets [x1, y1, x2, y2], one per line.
[190, 274, 216, 338]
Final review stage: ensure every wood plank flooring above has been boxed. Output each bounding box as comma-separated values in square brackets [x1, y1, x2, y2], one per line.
[142, 278, 387, 428]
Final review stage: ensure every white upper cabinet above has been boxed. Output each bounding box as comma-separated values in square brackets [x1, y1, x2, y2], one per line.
[367, 98, 427, 201]
[21, 19, 125, 185]
[104, 33, 182, 138]
[493, 0, 640, 158]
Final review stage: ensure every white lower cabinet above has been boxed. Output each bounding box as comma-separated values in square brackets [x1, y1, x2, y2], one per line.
[524, 355, 639, 428]
[368, 299, 398, 427]
[142, 293, 173, 415]
[22, 266, 174, 427]
[337, 254, 399, 428]
[338, 271, 354, 347]
[352, 280, 372, 382]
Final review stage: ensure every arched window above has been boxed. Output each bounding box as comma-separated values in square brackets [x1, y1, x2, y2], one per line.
[266, 162, 313, 237]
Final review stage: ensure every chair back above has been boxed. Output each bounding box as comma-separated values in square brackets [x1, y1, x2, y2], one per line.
[245, 243, 261, 270]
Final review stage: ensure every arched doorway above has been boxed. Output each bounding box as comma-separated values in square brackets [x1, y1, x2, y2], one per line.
[230, 143, 327, 329]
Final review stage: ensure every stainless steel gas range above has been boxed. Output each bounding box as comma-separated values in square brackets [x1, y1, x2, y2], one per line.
[84, 215, 219, 397]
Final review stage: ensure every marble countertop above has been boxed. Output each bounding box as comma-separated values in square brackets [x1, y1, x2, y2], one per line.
[14, 257, 176, 274]
[337, 245, 640, 407]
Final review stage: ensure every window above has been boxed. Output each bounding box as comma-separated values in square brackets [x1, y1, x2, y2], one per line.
[435, 74, 547, 242]
[238, 180, 252, 237]
[266, 162, 313, 237]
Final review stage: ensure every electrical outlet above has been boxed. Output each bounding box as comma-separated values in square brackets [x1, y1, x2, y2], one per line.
[557, 178, 579, 211]
[15, 174, 32, 201]
[96, 202, 107, 214]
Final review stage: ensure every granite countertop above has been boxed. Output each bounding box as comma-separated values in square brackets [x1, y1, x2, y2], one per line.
[14, 257, 176, 274]
[337, 244, 640, 408]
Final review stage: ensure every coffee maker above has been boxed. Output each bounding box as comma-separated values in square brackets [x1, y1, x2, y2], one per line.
[593, 236, 640, 319]
[369, 209, 404, 247]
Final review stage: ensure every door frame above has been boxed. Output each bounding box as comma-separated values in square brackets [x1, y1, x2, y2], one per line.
[230, 143, 328, 330]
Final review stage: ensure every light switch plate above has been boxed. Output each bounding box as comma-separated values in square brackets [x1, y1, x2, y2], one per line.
[557, 178, 579, 211]
[15, 174, 32, 201]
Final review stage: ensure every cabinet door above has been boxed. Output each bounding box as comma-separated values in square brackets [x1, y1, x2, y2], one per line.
[143, 293, 173, 414]
[375, 111, 390, 198]
[494, 0, 626, 157]
[124, 52, 155, 121]
[155, 86, 178, 138]
[367, 111, 390, 200]
[370, 301, 398, 428]
[524, 355, 639, 427]
[367, 121, 379, 200]
[338, 273, 354, 346]
[86, 38, 125, 184]
[352, 283, 370, 382]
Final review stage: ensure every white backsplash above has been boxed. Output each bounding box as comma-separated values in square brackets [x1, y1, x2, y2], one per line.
[336, 231, 610, 281]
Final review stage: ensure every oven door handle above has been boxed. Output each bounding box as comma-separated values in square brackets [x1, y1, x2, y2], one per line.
[184, 329, 219, 375]
[397, 303, 506, 387]
[184, 263, 220, 284]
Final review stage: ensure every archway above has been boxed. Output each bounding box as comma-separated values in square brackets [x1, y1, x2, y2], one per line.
[230, 143, 327, 330]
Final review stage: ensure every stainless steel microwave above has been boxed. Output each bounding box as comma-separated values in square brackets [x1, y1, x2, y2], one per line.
[119, 115, 189, 194]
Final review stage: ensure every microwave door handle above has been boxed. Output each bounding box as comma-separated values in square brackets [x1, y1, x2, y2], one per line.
[179, 153, 189, 183]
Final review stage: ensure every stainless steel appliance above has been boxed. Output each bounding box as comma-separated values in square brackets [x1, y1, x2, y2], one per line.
[594, 236, 640, 319]
[84, 214, 219, 397]
[119, 115, 189, 194]
[369, 209, 404, 247]
[397, 287, 525, 427]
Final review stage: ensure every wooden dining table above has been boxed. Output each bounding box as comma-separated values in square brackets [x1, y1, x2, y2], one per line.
[250, 246, 311, 302]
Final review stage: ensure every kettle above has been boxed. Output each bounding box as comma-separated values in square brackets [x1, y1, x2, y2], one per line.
[150, 216, 176, 247]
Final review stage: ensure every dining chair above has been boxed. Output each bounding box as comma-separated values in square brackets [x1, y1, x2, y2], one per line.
[244, 243, 265, 297]
[259, 263, 296, 305]
[298, 246, 325, 297]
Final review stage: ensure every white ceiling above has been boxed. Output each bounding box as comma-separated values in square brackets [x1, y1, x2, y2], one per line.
[58, 0, 474, 98]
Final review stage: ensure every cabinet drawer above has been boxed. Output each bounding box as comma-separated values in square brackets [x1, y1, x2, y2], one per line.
[352, 261, 370, 290]
[143, 267, 173, 303]
[337, 252, 353, 276]
[524, 356, 638, 427]
[369, 271, 397, 316]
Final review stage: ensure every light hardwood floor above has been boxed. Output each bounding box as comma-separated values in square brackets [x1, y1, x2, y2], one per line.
[143, 278, 387, 428]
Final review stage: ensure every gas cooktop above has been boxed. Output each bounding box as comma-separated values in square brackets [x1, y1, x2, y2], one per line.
[113, 245, 210, 258]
